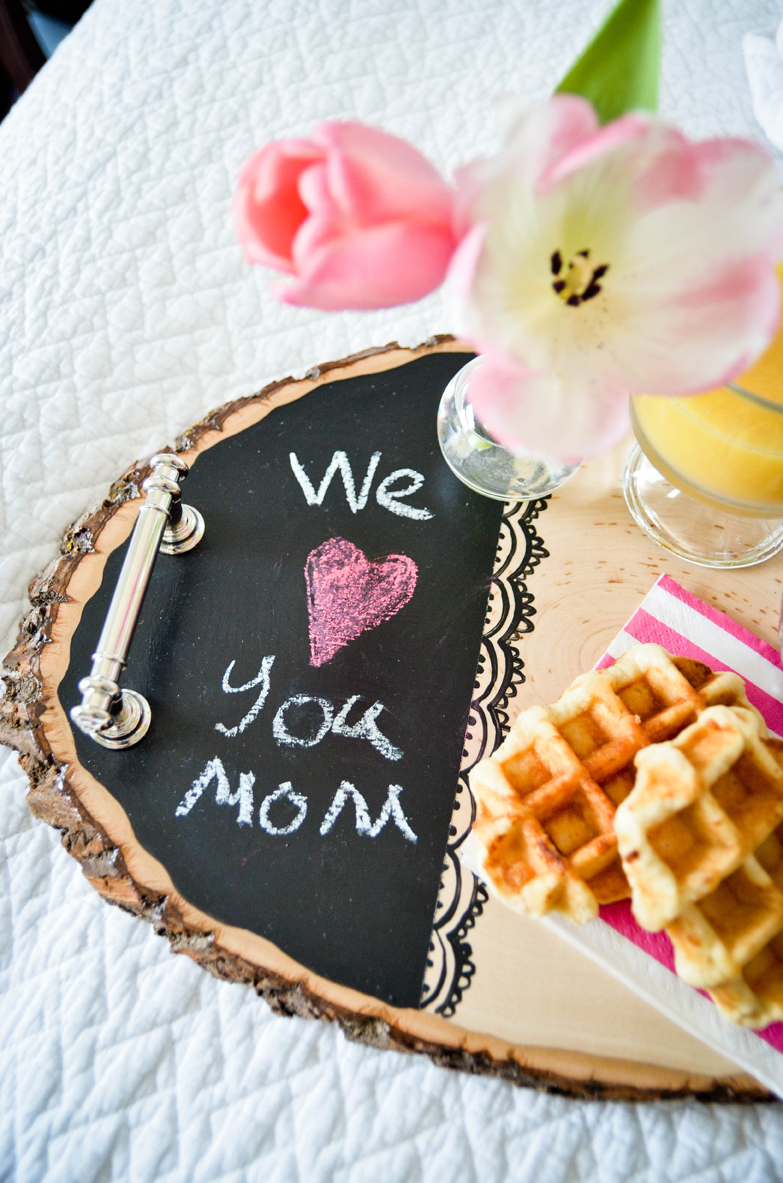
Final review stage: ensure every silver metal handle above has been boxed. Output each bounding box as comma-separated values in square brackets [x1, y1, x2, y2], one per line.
[70, 452, 205, 749]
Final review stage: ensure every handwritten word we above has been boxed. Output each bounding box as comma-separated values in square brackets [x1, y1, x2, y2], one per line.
[175, 757, 417, 843]
[290, 450, 433, 520]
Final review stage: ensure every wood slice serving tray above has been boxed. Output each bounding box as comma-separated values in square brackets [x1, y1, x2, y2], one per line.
[2, 339, 780, 1102]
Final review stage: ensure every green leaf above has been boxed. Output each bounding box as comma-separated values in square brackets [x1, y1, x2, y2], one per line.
[555, 0, 661, 125]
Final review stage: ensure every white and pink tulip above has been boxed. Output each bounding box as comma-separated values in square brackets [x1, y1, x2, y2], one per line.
[450, 95, 783, 460]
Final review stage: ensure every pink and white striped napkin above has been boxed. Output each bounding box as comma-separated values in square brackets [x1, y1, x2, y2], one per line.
[544, 574, 783, 1097]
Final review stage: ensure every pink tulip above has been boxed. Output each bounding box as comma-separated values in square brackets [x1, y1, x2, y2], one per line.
[235, 122, 457, 311]
[450, 96, 783, 461]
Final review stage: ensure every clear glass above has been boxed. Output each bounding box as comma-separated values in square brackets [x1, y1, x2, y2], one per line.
[624, 372, 783, 568]
[437, 356, 583, 502]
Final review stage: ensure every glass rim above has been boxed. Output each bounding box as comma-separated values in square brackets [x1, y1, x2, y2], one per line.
[726, 380, 783, 414]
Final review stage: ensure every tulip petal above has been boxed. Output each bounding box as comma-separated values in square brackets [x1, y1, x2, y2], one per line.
[538, 111, 651, 193]
[235, 141, 323, 271]
[630, 128, 707, 211]
[315, 122, 454, 226]
[465, 95, 600, 218]
[297, 160, 336, 216]
[277, 222, 455, 311]
[604, 139, 783, 393]
[467, 348, 631, 462]
[445, 223, 487, 304]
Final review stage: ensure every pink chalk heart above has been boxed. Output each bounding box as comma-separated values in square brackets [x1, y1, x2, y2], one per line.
[305, 537, 418, 667]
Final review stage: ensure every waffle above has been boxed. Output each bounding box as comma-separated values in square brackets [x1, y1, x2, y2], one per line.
[469, 644, 753, 924]
[701, 820, 783, 1028]
[615, 706, 783, 1027]
[615, 705, 783, 932]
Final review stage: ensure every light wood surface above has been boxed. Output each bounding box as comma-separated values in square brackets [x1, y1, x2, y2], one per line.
[457, 897, 739, 1076]
[524, 441, 783, 711]
[2, 338, 775, 1100]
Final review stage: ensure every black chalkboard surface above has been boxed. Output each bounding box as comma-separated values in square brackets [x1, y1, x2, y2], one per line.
[61, 352, 505, 1008]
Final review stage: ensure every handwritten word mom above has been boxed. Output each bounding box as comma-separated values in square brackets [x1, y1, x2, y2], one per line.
[174, 757, 418, 843]
[289, 450, 433, 520]
[215, 654, 402, 760]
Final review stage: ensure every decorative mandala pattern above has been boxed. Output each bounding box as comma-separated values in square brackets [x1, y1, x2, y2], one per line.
[420, 499, 548, 1015]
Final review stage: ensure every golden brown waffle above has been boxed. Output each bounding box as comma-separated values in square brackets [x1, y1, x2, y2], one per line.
[616, 707, 783, 1027]
[470, 644, 753, 924]
[704, 822, 783, 1028]
[616, 705, 783, 932]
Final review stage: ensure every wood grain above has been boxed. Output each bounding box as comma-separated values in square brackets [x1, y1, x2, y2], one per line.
[521, 443, 783, 712]
[0, 337, 774, 1102]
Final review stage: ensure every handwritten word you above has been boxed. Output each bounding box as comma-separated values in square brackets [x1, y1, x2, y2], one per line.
[174, 757, 418, 843]
[214, 654, 402, 760]
[290, 450, 433, 520]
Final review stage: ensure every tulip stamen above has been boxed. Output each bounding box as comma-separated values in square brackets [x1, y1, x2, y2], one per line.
[551, 249, 609, 306]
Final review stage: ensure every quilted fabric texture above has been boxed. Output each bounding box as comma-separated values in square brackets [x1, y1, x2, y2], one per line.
[3, 0, 783, 1178]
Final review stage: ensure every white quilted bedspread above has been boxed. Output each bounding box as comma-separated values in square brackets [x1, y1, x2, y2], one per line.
[3, 1, 783, 1179]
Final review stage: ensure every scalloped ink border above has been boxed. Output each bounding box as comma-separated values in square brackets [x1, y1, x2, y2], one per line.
[419, 498, 549, 1017]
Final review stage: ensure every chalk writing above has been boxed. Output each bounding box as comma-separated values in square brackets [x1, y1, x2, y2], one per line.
[306, 537, 417, 667]
[375, 469, 433, 520]
[289, 450, 433, 519]
[273, 692, 402, 759]
[215, 655, 275, 737]
[174, 759, 417, 843]
[258, 782, 308, 836]
[212, 649, 404, 759]
[319, 782, 417, 843]
[290, 450, 381, 513]
[332, 697, 402, 761]
[273, 694, 333, 748]
[175, 756, 255, 826]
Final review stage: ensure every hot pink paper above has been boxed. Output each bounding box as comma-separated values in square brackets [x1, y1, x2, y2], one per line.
[597, 574, 783, 1052]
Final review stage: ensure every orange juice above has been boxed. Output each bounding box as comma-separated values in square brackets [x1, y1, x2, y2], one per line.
[631, 302, 783, 518]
